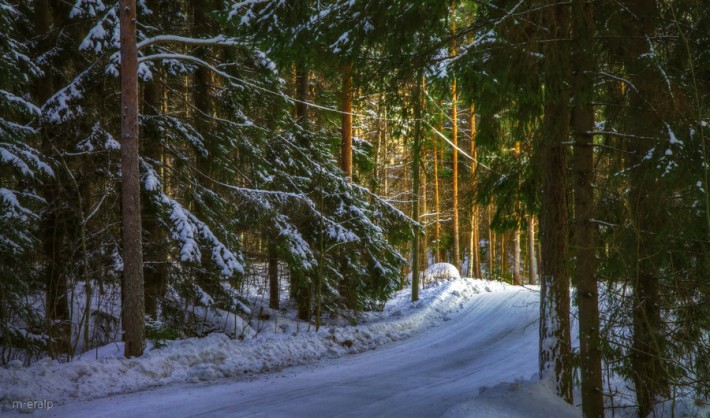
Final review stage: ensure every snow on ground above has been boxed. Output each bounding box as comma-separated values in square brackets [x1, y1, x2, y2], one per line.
[445, 379, 580, 418]
[0, 279, 584, 417]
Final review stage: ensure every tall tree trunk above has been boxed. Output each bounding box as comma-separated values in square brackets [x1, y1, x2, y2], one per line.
[450, 0, 460, 271]
[623, 1, 669, 415]
[538, 0, 573, 403]
[293, 60, 312, 319]
[488, 204, 495, 279]
[340, 66, 353, 182]
[295, 66, 309, 129]
[572, 0, 603, 415]
[434, 105, 443, 263]
[468, 103, 482, 278]
[191, 0, 220, 299]
[528, 215, 536, 285]
[268, 245, 279, 310]
[513, 227, 521, 285]
[142, 0, 166, 320]
[35, 0, 71, 358]
[500, 233, 506, 278]
[420, 156, 428, 270]
[411, 74, 423, 302]
[119, 0, 145, 358]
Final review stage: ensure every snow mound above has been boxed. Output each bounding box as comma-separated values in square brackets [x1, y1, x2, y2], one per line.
[423, 262, 461, 286]
[444, 378, 581, 418]
[0, 279, 512, 409]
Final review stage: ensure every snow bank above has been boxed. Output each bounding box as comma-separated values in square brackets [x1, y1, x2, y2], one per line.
[444, 378, 581, 418]
[0, 279, 508, 410]
[423, 262, 461, 286]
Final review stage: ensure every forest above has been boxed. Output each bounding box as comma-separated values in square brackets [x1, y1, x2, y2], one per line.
[1, 0, 708, 417]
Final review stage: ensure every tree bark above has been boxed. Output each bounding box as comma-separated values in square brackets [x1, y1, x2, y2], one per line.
[293, 60, 312, 319]
[500, 233, 506, 278]
[119, 0, 145, 358]
[622, 1, 669, 415]
[572, 0, 604, 415]
[420, 156, 428, 270]
[142, 0, 166, 320]
[513, 227, 521, 285]
[434, 103, 443, 263]
[527, 215, 536, 285]
[35, 0, 71, 359]
[450, 0, 460, 271]
[468, 103, 481, 279]
[295, 66, 309, 129]
[411, 74, 423, 302]
[538, 0, 573, 403]
[340, 66, 353, 182]
[488, 205, 495, 279]
[268, 245, 279, 310]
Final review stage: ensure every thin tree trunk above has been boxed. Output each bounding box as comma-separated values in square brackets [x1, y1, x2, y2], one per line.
[142, 0, 166, 320]
[469, 103, 481, 278]
[36, 0, 71, 358]
[528, 215, 536, 285]
[420, 156, 428, 270]
[450, 0, 460, 271]
[500, 233, 506, 278]
[434, 109, 442, 263]
[293, 60, 312, 318]
[572, 0, 603, 415]
[624, 1, 669, 415]
[340, 66, 353, 182]
[268, 245, 279, 310]
[119, 0, 145, 358]
[538, 0, 573, 402]
[295, 66, 309, 129]
[411, 74, 423, 302]
[513, 227, 521, 285]
[488, 205, 495, 279]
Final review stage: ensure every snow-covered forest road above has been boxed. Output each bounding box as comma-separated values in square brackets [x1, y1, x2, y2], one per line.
[36, 286, 579, 417]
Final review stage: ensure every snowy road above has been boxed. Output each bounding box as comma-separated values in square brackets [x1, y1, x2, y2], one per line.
[41, 287, 548, 417]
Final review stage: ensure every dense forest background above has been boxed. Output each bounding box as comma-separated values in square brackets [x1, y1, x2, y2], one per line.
[1, 0, 708, 416]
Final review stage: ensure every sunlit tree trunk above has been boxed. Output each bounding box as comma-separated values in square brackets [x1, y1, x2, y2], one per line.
[434, 101, 443, 263]
[341, 66, 353, 182]
[500, 233, 506, 278]
[450, 0, 460, 271]
[420, 156, 428, 270]
[411, 74, 424, 302]
[528, 215, 536, 285]
[295, 66, 309, 129]
[119, 0, 145, 358]
[468, 103, 482, 278]
[513, 227, 521, 285]
[488, 204, 495, 279]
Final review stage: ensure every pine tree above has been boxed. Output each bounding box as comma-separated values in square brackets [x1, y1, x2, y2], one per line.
[538, 0, 573, 403]
[119, 0, 145, 358]
[571, 0, 603, 414]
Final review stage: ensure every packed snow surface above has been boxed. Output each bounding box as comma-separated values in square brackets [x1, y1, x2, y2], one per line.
[1, 279, 581, 417]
